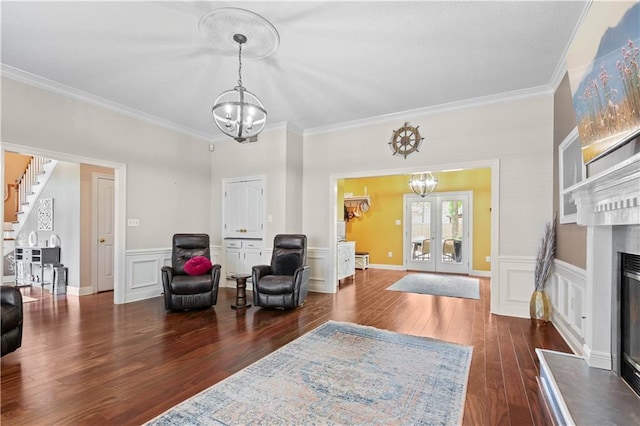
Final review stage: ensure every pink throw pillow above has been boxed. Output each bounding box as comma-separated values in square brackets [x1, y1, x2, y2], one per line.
[184, 256, 212, 276]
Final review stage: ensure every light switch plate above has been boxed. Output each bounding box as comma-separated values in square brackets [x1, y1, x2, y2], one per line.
[127, 218, 140, 227]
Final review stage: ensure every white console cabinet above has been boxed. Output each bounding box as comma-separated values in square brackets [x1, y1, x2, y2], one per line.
[224, 239, 263, 283]
[337, 241, 356, 282]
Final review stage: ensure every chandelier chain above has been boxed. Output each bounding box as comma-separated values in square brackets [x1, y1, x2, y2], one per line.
[237, 42, 243, 87]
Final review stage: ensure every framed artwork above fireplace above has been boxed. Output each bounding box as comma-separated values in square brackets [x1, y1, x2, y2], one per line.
[566, 1, 640, 167]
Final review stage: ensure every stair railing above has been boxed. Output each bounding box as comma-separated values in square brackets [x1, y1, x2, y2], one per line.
[16, 156, 47, 215]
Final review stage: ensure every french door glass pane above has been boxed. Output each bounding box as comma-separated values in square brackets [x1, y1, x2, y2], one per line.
[410, 201, 431, 262]
[441, 200, 463, 263]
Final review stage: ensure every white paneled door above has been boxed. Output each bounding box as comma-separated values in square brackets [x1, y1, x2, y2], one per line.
[404, 192, 470, 274]
[96, 175, 115, 292]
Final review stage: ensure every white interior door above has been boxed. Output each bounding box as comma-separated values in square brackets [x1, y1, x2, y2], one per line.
[96, 176, 114, 292]
[405, 192, 470, 274]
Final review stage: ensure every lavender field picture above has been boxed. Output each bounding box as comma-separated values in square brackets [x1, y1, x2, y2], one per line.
[567, 2, 640, 164]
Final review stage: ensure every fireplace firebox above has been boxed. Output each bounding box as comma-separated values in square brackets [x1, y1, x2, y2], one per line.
[621, 253, 640, 397]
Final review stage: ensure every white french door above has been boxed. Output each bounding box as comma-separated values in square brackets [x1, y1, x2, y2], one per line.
[404, 192, 471, 274]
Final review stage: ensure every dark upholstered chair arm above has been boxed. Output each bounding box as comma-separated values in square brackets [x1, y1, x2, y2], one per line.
[293, 266, 311, 303]
[1, 286, 22, 308]
[210, 264, 222, 280]
[293, 266, 310, 286]
[252, 265, 272, 283]
[161, 266, 173, 310]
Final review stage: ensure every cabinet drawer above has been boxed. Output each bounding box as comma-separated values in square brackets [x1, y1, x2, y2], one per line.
[242, 240, 262, 249]
[225, 240, 242, 249]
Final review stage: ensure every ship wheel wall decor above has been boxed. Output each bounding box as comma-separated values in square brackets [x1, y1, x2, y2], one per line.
[389, 122, 424, 159]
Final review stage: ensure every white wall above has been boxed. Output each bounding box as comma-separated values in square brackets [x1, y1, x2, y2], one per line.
[285, 128, 304, 233]
[1, 77, 212, 249]
[20, 161, 81, 288]
[2, 74, 556, 315]
[302, 94, 554, 314]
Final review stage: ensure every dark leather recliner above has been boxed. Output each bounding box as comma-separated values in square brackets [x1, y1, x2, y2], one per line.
[252, 234, 310, 309]
[161, 234, 221, 311]
[1, 286, 23, 356]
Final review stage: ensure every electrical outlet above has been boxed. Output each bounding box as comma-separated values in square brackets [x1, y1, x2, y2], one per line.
[127, 218, 140, 227]
[485, 256, 491, 263]
[388, 251, 393, 258]
[395, 219, 401, 225]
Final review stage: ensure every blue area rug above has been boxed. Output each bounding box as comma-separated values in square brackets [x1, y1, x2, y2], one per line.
[387, 273, 480, 300]
[147, 321, 472, 425]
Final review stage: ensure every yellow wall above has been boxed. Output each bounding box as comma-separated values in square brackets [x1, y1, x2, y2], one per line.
[342, 168, 491, 271]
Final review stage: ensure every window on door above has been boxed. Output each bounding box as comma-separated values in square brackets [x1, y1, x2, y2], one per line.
[404, 192, 470, 274]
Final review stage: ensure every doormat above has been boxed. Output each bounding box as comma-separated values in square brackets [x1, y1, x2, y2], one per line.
[146, 321, 472, 425]
[387, 273, 480, 299]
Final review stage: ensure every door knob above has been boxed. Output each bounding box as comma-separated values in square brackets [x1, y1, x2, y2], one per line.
[99, 238, 105, 243]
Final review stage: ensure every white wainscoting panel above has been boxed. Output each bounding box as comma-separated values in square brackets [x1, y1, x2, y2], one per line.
[124, 246, 335, 302]
[124, 246, 222, 304]
[497, 256, 536, 318]
[549, 259, 587, 356]
[125, 248, 169, 303]
[308, 247, 332, 293]
[220, 246, 334, 294]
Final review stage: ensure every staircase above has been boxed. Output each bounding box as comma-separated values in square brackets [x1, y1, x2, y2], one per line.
[3, 156, 58, 242]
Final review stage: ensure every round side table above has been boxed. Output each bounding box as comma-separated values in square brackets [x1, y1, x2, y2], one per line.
[230, 274, 252, 309]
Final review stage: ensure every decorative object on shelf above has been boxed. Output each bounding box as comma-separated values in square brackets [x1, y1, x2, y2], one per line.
[49, 233, 61, 248]
[37, 198, 53, 231]
[28, 231, 38, 247]
[409, 172, 438, 197]
[389, 122, 424, 158]
[530, 217, 557, 325]
[17, 232, 28, 247]
[344, 195, 371, 221]
[200, 8, 279, 143]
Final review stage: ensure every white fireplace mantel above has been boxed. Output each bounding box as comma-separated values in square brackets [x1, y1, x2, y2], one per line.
[570, 152, 640, 227]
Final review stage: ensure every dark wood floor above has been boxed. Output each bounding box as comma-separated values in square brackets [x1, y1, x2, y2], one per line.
[1, 269, 571, 425]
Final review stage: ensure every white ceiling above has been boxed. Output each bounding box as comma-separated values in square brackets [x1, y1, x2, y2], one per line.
[1, 1, 588, 139]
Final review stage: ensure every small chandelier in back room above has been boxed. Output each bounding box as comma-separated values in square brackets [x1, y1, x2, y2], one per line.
[409, 172, 438, 197]
[199, 8, 279, 143]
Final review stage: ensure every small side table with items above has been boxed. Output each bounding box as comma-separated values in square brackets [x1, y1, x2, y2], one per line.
[230, 274, 252, 309]
[14, 247, 62, 293]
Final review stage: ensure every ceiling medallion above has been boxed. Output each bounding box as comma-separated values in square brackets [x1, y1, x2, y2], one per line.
[389, 122, 424, 159]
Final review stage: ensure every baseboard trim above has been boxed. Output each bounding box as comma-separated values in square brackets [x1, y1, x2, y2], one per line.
[369, 264, 404, 270]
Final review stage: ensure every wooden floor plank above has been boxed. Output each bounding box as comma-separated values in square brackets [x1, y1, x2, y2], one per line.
[1, 269, 573, 425]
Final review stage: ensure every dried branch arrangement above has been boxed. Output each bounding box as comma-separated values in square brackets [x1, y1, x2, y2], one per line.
[534, 217, 557, 291]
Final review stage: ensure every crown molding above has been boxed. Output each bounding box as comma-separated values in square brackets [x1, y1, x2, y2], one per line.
[550, 58, 568, 93]
[549, 1, 592, 93]
[304, 84, 553, 137]
[1, 64, 214, 142]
